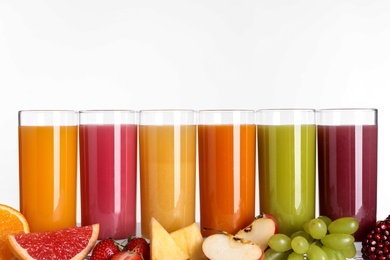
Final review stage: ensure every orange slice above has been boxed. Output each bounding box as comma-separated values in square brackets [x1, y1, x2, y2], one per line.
[0, 203, 30, 259]
[7, 223, 99, 260]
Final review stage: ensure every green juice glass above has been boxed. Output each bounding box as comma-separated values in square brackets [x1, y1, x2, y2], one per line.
[256, 109, 316, 236]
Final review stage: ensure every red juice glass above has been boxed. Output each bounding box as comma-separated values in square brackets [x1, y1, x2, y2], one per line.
[317, 108, 378, 242]
[79, 110, 138, 239]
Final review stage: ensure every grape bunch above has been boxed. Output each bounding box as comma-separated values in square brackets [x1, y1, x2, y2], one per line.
[265, 216, 359, 260]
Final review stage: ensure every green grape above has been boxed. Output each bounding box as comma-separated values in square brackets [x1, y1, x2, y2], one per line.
[317, 215, 333, 227]
[308, 218, 327, 239]
[303, 219, 311, 234]
[287, 252, 304, 260]
[321, 245, 339, 260]
[340, 243, 356, 258]
[320, 233, 354, 250]
[268, 234, 292, 252]
[263, 248, 292, 260]
[290, 230, 314, 243]
[306, 244, 328, 260]
[328, 217, 359, 235]
[334, 249, 346, 260]
[290, 236, 309, 254]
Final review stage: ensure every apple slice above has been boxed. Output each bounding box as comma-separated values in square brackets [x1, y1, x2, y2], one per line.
[149, 217, 190, 260]
[170, 223, 207, 260]
[202, 231, 263, 260]
[234, 214, 278, 251]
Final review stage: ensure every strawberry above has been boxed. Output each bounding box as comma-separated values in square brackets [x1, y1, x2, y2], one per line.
[90, 238, 121, 260]
[123, 237, 150, 260]
[111, 251, 143, 260]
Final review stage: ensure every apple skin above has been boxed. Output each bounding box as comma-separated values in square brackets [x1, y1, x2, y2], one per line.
[262, 213, 279, 234]
[234, 213, 279, 251]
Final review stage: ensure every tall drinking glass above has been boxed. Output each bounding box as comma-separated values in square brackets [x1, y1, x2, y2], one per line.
[257, 109, 316, 236]
[18, 110, 78, 232]
[139, 110, 196, 238]
[79, 110, 137, 240]
[198, 110, 256, 237]
[317, 108, 378, 242]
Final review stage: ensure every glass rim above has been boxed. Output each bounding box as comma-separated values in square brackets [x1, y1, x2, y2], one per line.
[256, 108, 316, 113]
[316, 108, 377, 125]
[139, 109, 196, 114]
[18, 110, 79, 126]
[139, 109, 196, 125]
[79, 109, 137, 114]
[18, 109, 79, 114]
[316, 108, 378, 113]
[199, 109, 255, 113]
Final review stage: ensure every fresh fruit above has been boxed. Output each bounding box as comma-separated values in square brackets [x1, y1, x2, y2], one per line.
[7, 223, 99, 260]
[308, 218, 327, 239]
[361, 215, 390, 259]
[90, 238, 121, 260]
[263, 248, 291, 259]
[290, 236, 309, 254]
[170, 222, 207, 260]
[267, 215, 360, 259]
[0, 203, 30, 260]
[111, 251, 143, 260]
[123, 237, 150, 260]
[328, 217, 359, 235]
[306, 243, 328, 260]
[317, 215, 332, 228]
[320, 233, 355, 250]
[149, 217, 189, 260]
[268, 233, 292, 252]
[234, 213, 279, 251]
[202, 230, 263, 260]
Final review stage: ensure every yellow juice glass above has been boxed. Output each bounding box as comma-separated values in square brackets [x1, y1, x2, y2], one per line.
[139, 110, 196, 238]
[18, 110, 78, 232]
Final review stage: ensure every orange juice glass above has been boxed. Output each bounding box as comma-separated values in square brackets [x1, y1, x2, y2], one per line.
[139, 110, 196, 238]
[198, 110, 256, 237]
[18, 110, 78, 232]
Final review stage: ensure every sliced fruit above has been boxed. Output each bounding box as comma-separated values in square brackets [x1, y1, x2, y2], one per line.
[0, 203, 30, 260]
[361, 215, 390, 259]
[7, 223, 99, 260]
[234, 213, 278, 251]
[149, 217, 189, 260]
[202, 231, 263, 260]
[170, 222, 207, 260]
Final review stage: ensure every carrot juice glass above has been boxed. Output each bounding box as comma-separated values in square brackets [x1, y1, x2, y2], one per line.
[257, 109, 316, 236]
[139, 110, 196, 238]
[79, 110, 137, 240]
[198, 110, 256, 237]
[317, 109, 378, 242]
[18, 110, 78, 232]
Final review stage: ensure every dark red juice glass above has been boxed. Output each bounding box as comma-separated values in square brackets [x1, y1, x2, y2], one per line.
[317, 109, 377, 242]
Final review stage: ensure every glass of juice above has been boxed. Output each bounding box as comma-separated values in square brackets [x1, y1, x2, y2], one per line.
[256, 109, 316, 236]
[18, 110, 78, 232]
[79, 110, 137, 240]
[198, 110, 256, 237]
[317, 108, 378, 242]
[139, 110, 196, 238]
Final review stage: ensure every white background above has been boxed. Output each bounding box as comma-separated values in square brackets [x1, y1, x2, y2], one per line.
[1, 0, 390, 225]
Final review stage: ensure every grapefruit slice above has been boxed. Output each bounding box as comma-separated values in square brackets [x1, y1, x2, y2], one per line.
[7, 223, 99, 260]
[0, 203, 30, 260]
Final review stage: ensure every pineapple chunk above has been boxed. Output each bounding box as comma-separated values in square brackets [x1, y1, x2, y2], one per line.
[150, 217, 190, 260]
[170, 223, 207, 260]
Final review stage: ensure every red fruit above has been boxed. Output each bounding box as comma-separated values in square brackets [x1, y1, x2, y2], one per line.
[90, 238, 120, 260]
[111, 251, 143, 260]
[123, 237, 150, 260]
[362, 215, 390, 260]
